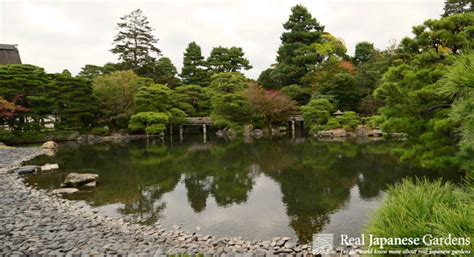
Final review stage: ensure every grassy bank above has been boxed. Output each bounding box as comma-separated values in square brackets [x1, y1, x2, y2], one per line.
[365, 179, 473, 252]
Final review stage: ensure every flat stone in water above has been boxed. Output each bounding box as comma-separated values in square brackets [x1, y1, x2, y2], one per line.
[51, 188, 79, 194]
[16, 166, 40, 175]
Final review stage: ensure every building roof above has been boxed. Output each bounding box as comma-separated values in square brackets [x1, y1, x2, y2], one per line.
[334, 110, 344, 115]
[0, 44, 22, 64]
[0, 44, 18, 50]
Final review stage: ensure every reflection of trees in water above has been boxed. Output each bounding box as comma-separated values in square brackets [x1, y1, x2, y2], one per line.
[184, 175, 211, 213]
[262, 142, 359, 243]
[119, 186, 166, 224]
[26, 138, 456, 242]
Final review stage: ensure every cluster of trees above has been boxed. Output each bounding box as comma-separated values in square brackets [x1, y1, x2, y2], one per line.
[1, 1, 472, 173]
[0, 66, 98, 131]
[373, 10, 474, 171]
[257, 2, 473, 172]
[0, 8, 295, 140]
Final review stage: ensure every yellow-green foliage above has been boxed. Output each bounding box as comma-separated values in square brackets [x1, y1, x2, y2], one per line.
[128, 112, 169, 135]
[338, 111, 360, 130]
[366, 179, 473, 251]
[366, 115, 385, 129]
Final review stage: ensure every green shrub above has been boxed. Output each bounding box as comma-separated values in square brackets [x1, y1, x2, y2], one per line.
[0, 128, 14, 144]
[112, 113, 130, 129]
[2, 130, 47, 144]
[90, 127, 110, 136]
[366, 115, 385, 129]
[0, 129, 83, 144]
[338, 111, 360, 130]
[145, 124, 166, 135]
[323, 118, 341, 130]
[301, 98, 335, 127]
[365, 179, 473, 251]
[128, 112, 169, 134]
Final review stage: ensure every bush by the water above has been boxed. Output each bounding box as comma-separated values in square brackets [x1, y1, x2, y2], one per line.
[90, 127, 110, 136]
[365, 179, 473, 251]
[0, 129, 47, 144]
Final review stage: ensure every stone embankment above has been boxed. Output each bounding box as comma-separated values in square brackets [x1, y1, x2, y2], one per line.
[0, 147, 320, 256]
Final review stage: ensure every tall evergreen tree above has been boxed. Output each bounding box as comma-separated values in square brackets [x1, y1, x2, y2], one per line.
[110, 9, 161, 73]
[208, 73, 252, 127]
[374, 13, 474, 170]
[353, 42, 377, 65]
[173, 85, 211, 116]
[207, 46, 252, 73]
[400, 13, 474, 55]
[52, 71, 98, 129]
[181, 42, 211, 86]
[152, 57, 182, 89]
[259, 5, 325, 88]
[442, 0, 473, 17]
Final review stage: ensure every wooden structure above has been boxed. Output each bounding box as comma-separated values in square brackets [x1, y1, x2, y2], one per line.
[0, 44, 22, 64]
[182, 117, 213, 142]
[334, 110, 344, 117]
[182, 116, 305, 140]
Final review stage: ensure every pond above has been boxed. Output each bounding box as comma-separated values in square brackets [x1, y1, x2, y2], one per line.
[25, 136, 461, 243]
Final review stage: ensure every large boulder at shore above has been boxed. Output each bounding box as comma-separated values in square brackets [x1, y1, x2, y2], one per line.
[243, 124, 254, 136]
[63, 173, 99, 187]
[355, 125, 369, 137]
[52, 188, 79, 194]
[41, 141, 59, 149]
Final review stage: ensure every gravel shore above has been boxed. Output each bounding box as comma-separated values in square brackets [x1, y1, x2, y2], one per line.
[0, 147, 314, 256]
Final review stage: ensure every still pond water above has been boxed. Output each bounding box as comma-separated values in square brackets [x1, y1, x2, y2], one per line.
[26, 137, 460, 243]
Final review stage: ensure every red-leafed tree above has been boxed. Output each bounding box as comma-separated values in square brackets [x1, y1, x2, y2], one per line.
[242, 82, 298, 130]
[0, 95, 30, 119]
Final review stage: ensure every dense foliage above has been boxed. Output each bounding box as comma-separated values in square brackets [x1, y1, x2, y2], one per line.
[92, 71, 151, 129]
[1, 3, 472, 175]
[180, 42, 210, 86]
[366, 179, 473, 251]
[1, 4, 472, 247]
[110, 9, 161, 76]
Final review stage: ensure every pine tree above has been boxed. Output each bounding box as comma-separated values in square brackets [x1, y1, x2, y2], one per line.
[442, 0, 473, 17]
[52, 72, 98, 129]
[153, 57, 182, 89]
[111, 9, 161, 73]
[206, 46, 252, 73]
[259, 5, 325, 88]
[181, 42, 211, 86]
[353, 42, 377, 65]
[0, 64, 54, 129]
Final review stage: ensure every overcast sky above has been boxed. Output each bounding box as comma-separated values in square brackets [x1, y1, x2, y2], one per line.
[1, 0, 445, 79]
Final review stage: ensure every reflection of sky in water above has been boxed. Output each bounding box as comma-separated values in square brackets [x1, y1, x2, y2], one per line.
[93, 178, 382, 242]
[322, 185, 383, 245]
[26, 138, 461, 243]
[160, 173, 294, 240]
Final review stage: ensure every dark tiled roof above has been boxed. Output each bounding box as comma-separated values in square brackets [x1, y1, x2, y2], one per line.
[0, 44, 18, 50]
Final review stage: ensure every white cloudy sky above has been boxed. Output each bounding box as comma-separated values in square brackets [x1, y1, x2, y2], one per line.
[0, 0, 445, 79]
